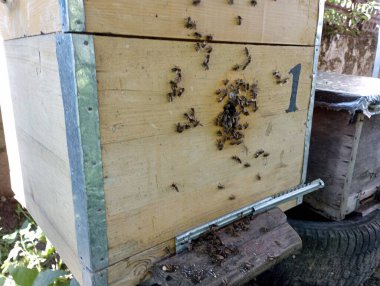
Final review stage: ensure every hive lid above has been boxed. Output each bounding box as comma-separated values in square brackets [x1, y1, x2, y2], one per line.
[315, 72, 380, 117]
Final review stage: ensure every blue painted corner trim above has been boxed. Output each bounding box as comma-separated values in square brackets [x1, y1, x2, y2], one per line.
[56, 33, 108, 285]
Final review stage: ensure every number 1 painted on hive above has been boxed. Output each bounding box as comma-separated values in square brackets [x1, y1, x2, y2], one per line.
[286, 63, 302, 113]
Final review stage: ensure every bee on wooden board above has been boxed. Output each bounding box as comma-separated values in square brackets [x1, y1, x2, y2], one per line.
[192, 0, 201, 5]
[250, 0, 258, 6]
[237, 16, 243, 25]
[185, 17, 197, 29]
[232, 155, 242, 164]
[171, 183, 179, 192]
[218, 183, 225, 190]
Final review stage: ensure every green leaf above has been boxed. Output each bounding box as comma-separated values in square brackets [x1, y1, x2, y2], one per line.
[32, 270, 67, 286]
[2, 232, 18, 244]
[8, 266, 38, 286]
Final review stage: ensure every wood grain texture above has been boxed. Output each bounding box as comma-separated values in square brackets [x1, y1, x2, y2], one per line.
[85, 0, 319, 45]
[107, 199, 298, 286]
[94, 36, 314, 264]
[144, 208, 301, 286]
[3, 35, 82, 283]
[351, 115, 380, 196]
[0, 0, 60, 40]
[305, 108, 358, 220]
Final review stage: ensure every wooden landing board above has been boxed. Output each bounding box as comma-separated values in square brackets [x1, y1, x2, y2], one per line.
[0, 0, 319, 46]
[106, 199, 298, 286]
[94, 36, 314, 265]
[3, 35, 82, 283]
[142, 208, 302, 286]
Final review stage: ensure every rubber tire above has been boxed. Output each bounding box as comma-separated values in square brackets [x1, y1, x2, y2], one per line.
[256, 209, 380, 286]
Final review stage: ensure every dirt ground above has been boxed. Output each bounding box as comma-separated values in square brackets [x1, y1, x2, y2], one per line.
[0, 195, 20, 234]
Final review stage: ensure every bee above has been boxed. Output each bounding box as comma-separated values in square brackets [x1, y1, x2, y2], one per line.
[273, 70, 281, 80]
[227, 0, 234, 4]
[256, 173, 262, 181]
[263, 152, 270, 157]
[216, 130, 223, 137]
[217, 139, 224, 150]
[171, 66, 181, 73]
[168, 92, 174, 102]
[254, 149, 265, 158]
[223, 79, 229, 86]
[243, 122, 249, 129]
[229, 194, 236, 200]
[171, 183, 180, 192]
[250, 0, 258, 6]
[232, 64, 240, 71]
[193, 32, 202, 39]
[176, 123, 185, 133]
[177, 87, 185, 97]
[195, 42, 202, 52]
[206, 34, 214, 41]
[230, 140, 243, 145]
[277, 77, 290, 85]
[232, 155, 242, 164]
[217, 183, 225, 190]
[237, 16, 243, 25]
[185, 17, 197, 29]
[206, 46, 213, 54]
[244, 162, 251, 168]
[192, 0, 201, 5]
[202, 54, 210, 70]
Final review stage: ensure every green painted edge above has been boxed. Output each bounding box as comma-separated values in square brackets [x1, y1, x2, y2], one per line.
[59, 0, 85, 32]
[56, 33, 108, 285]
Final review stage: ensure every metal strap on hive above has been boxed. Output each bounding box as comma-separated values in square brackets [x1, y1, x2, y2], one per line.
[176, 179, 324, 253]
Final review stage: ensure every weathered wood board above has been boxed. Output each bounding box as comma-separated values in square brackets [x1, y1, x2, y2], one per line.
[94, 36, 314, 264]
[2, 35, 82, 283]
[0, 0, 60, 40]
[106, 200, 299, 286]
[85, 0, 318, 45]
[0, 0, 318, 46]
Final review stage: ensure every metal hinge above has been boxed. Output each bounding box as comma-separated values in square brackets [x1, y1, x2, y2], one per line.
[175, 179, 324, 253]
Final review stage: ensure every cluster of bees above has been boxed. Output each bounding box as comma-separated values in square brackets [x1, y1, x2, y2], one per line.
[167, 66, 185, 102]
[214, 78, 258, 150]
[273, 70, 290, 85]
[176, 107, 202, 133]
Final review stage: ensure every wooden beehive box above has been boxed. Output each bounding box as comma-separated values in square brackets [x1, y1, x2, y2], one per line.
[0, 1, 323, 285]
[306, 72, 380, 220]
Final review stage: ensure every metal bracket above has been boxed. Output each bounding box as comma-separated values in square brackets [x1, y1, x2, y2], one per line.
[176, 179, 324, 253]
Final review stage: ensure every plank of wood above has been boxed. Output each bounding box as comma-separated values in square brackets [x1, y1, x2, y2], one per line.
[142, 208, 301, 286]
[0, 0, 60, 40]
[3, 35, 82, 283]
[107, 199, 298, 286]
[94, 36, 314, 264]
[351, 115, 380, 196]
[86, 0, 318, 45]
[305, 108, 357, 220]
